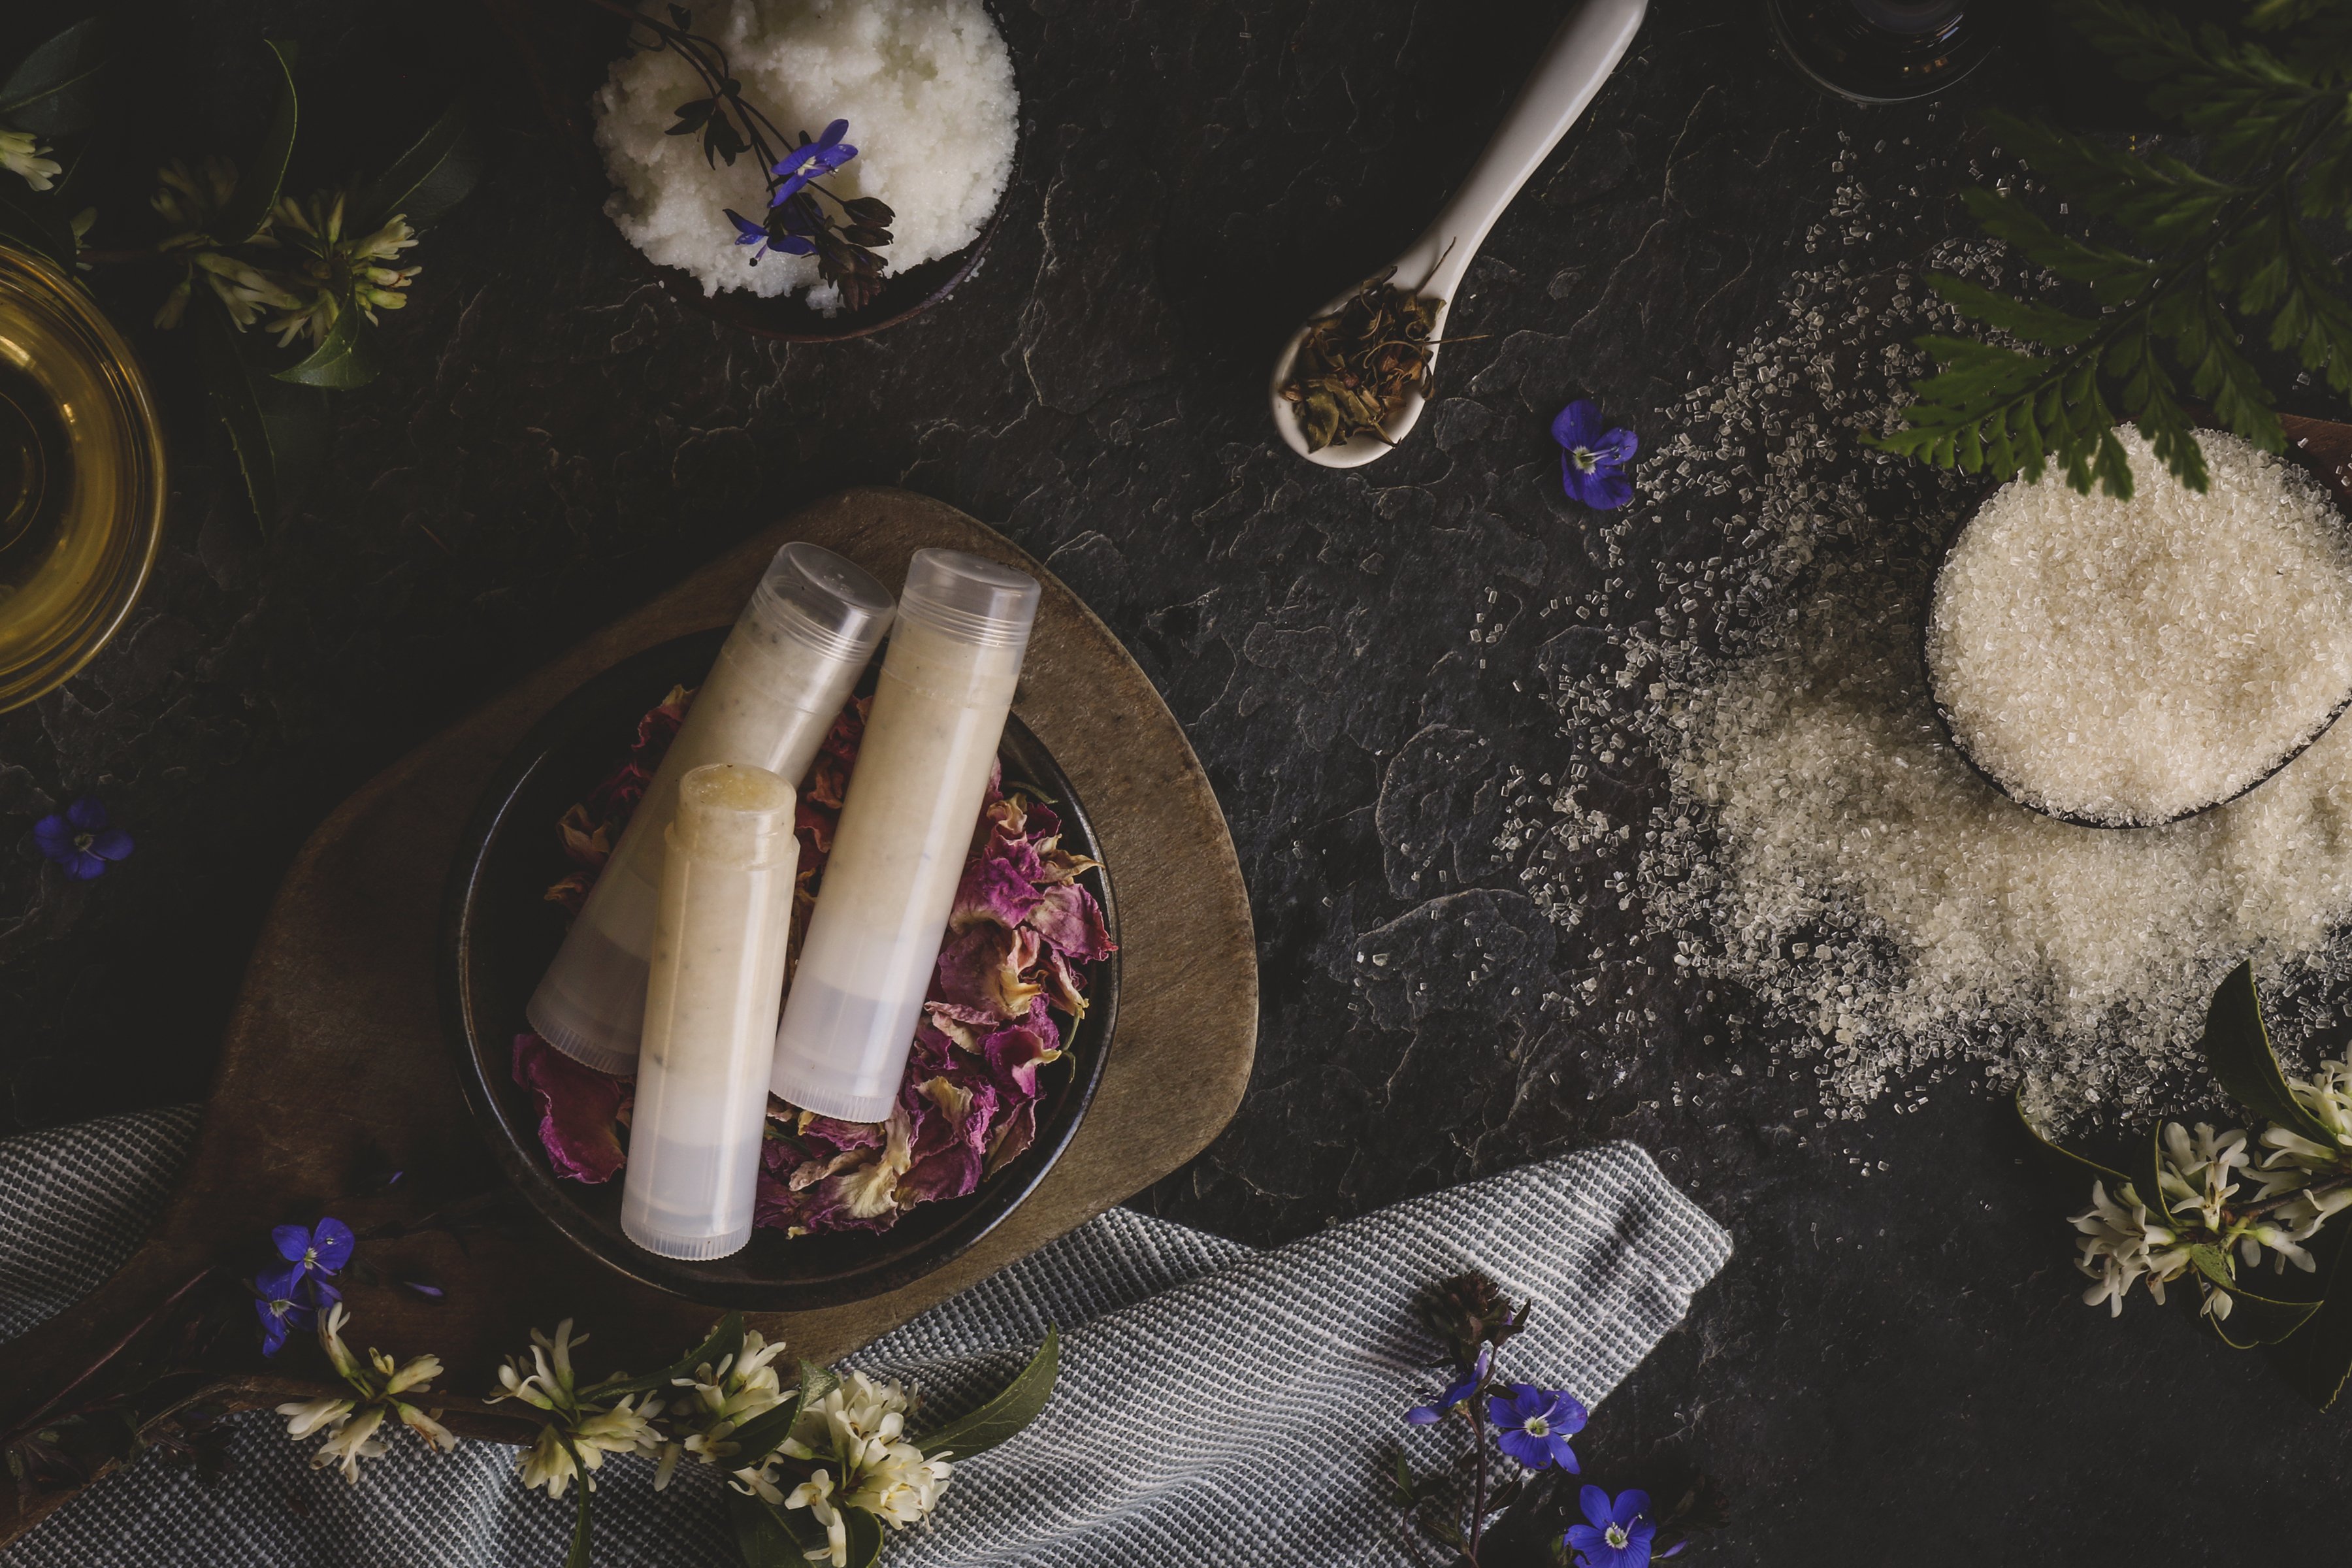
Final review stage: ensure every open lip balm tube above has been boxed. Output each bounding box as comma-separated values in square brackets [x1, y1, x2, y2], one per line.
[770, 549, 1041, 1123]
[621, 762, 800, 1260]
[525, 542, 893, 1074]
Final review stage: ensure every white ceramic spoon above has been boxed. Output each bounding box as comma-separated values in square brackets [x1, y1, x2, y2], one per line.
[1269, 0, 1649, 469]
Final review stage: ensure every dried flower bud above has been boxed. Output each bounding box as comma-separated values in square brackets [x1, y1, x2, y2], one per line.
[1414, 1269, 1530, 1365]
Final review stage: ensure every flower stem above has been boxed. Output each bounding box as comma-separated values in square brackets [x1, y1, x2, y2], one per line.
[1461, 1401, 1490, 1568]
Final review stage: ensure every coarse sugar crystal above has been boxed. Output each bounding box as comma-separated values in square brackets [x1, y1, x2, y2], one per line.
[1927, 430, 2352, 826]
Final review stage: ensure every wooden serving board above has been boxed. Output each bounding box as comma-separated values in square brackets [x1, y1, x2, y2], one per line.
[0, 488, 1256, 1545]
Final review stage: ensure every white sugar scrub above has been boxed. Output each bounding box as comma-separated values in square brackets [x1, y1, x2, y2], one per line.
[1927, 429, 2352, 826]
[1493, 204, 2352, 1127]
[593, 0, 1017, 310]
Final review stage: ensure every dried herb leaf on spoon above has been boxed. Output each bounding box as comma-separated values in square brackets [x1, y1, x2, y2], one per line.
[1279, 269, 1446, 453]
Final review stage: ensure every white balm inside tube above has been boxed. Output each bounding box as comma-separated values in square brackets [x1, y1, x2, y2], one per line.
[527, 542, 893, 1073]
[622, 762, 799, 1260]
[769, 550, 1040, 1122]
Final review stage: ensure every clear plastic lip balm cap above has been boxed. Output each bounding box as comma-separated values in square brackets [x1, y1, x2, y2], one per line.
[751, 541, 896, 662]
[896, 549, 1041, 647]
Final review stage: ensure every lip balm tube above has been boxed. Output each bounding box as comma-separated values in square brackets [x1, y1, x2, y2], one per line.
[770, 550, 1041, 1122]
[621, 763, 800, 1259]
[525, 542, 893, 1074]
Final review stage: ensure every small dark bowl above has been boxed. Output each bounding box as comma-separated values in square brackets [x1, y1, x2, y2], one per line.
[439, 630, 1118, 1308]
[1921, 422, 2352, 830]
[495, 0, 1021, 342]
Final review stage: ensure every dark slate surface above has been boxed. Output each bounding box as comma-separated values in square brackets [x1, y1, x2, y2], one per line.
[1, 1, 2342, 1562]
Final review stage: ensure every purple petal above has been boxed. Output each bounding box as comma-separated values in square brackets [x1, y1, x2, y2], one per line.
[1614, 1490, 1650, 1527]
[1403, 1405, 1443, 1425]
[310, 1217, 355, 1271]
[770, 144, 818, 182]
[725, 207, 768, 243]
[257, 1261, 304, 1299]
[401, 1280, 446, 1299]
[65, 851, 107, 880]
[1580, 1486, 1612, 1529]
[817, 118, 849, 150]
[1563, 459, 1634, 510]
[1548, 1432, 1580, 1470]
[272, 1224, 312, 1264]
[65, 796, 107, 832]
[1551, 399, 1602, 449]
[84, 828, 133, 861]
[1589, 424, 1639, 465]
[1565, 1524, 1605, 1551]
[30, 815, 72, 862]
[770, 235, 816, 255]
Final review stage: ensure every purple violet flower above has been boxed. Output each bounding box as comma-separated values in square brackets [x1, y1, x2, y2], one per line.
[1405, 1343, 1493, 1425]
[1552, 400, 1639, 510]
[725, 205, 817, 264]
[254, 1290, 310, 1357]
[1565, 1486, 1660, 1568]
[1487, 1381, 1586, 1471]
[32, 796, 133, 880]
[270, 1217, 354, 1295]
[768, 119, 857, 207]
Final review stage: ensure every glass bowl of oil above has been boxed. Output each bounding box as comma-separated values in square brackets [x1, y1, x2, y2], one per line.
[0, 243, 167, 713]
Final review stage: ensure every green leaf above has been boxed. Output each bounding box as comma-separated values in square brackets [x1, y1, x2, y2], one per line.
[589, 1312, 745, 1401]
[191, 296, 279, 529]
[913, 1327, 1059, 1460]
[2014, 1086, 2127, 1183]
[0, 180, 74, 270]
[212, 40, 298, 245]
[1390, 1448, 1416, 1509]
[272, 305, 384, 389]
[841, 1507, 883, 1568]
[2271, 1228, 2352, 1406]
[727, 1489, 831, 1567]
[0, 18, 110, 137]
[2201, 960, 2334, 1146]
[353, 101, 483, 233]
[725, 1359, 838, 1469]
[2206, 1277, 2321, 1350]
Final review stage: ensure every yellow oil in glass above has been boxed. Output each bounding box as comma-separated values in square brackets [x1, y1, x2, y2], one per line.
[0, 244, 167, 711]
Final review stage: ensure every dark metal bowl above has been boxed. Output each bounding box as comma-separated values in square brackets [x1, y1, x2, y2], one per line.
[1921, 423, 2352, 829]
[438, 629, 1117, 1307]
[493, 0, 1021, 343]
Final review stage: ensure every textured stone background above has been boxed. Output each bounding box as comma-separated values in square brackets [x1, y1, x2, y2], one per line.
[3, 0, 2345, 1561]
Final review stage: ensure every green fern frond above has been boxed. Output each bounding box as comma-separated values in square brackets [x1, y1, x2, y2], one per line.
[1880, 0, 2352, 499]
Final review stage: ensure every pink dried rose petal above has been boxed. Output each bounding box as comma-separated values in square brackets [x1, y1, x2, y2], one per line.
[985, 1098, 1039, 1176]
[1040, 946, 1091, 1020]
[1025, 881, 1115, 963]
[950, 847, 1044, 931]
[981, 1022, 1060, 1098]
[935, 924, 1047, 1021]
[512, 1034, 631, 1184]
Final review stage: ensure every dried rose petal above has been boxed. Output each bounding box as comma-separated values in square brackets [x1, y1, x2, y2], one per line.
[512, 1034, 631, 1184]
[981, 1022, 1060, 1098]
[1025, 881, 1115, 963]
[950, 848, 1044, 931]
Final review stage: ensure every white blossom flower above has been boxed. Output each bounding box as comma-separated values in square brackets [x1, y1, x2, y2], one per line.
[784, 1468, 850, 1568]
[2158, 1122, 2246, 1232]
[845, 1439, 953, 1531]
[310, 1402, 389, 1484]
[277, 1395, 353, 1440]
[264, 188, 422, 347]
[492, 1318, 664, 1498]
[0, 128, 60, 192]
[278, 1303, 455, 1481]
[670, 1329, 793, 1478]
[2071, 1179, 2189, 1316]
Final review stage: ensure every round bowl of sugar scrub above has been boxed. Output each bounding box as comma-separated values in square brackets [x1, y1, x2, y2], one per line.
[439, 629, 1118, 1308]
[1923, 427, 2352, 829]
[499, 0, 1022, 343]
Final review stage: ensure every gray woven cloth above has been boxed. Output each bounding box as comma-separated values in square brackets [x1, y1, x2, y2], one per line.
[0, 1110, 1729, 1567]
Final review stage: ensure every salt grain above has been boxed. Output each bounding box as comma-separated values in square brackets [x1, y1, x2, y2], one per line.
[1927, 431, 2352, 825]
[1498, 179, 2352, 1124]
